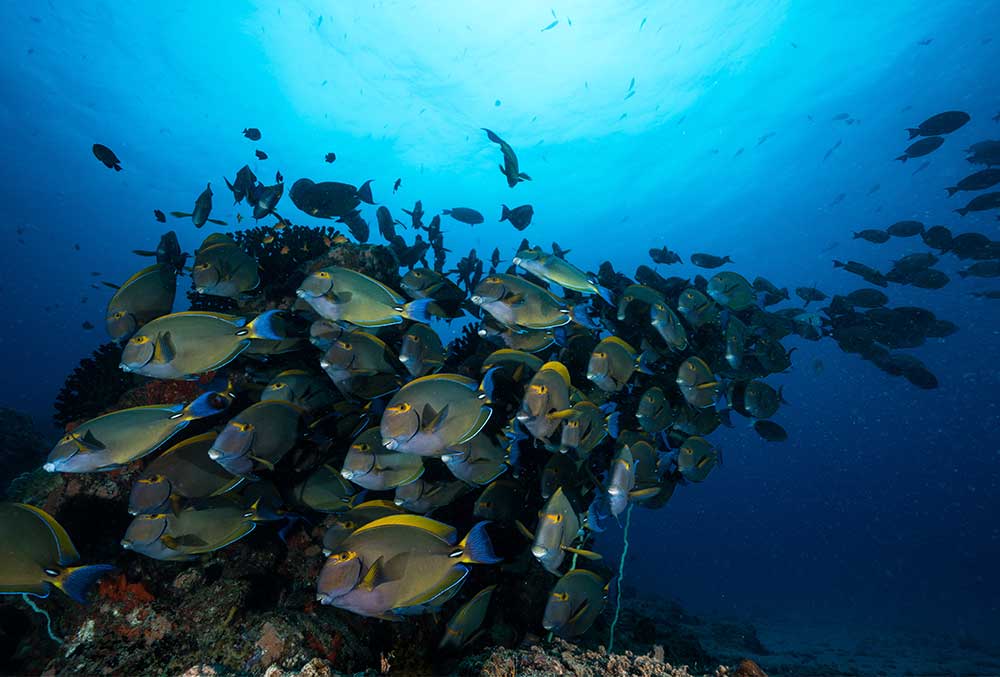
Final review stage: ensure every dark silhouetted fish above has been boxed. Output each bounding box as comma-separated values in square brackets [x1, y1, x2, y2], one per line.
[92, 144, 122, 171]
[443, 208, 484, 225]
[946, 169, 1000, 197]
[896, 136, 943, 162]
[243, 127, 261, 140]
[906, 111, 970, 139]
[954, 191, 1000, 217]
[500, 204, 533, 231]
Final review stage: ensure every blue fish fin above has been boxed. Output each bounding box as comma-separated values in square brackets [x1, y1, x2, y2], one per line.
[183, 390, 230, 419]
[56, 564, 117, 604]
[401, 299, 433, 323]
[460, 522, 501, 564]
[606, 411, 621, 439]
[247, 309, 285, 341]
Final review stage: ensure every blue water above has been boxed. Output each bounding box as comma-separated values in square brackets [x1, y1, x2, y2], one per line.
[2, 0, 999, 653]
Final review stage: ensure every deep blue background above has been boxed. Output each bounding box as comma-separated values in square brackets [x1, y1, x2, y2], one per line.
[1, 0, 997, 643]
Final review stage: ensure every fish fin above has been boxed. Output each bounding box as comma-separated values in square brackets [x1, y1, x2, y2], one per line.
[636, 350, 657, 375]
[606, 411, 621, 439]
[514, 519, 534, 541]
[945, 186, 958, 197]
[153, 332, 175, 363]
[567, 600, 591, 625]
[561, 546, 601, 560]
[358, 556, 385, 591]
[895, 155, 908, 163]
[540, 361, 571, 386]
[595, 284, 614, 305]
[246, 309, 285, 340]
[906, 128, 919, 140]
[183, 390, 228, 419]
[16, 504, 82, 564]
[497, 164, 506, 176]
[518, 173, 531, 181]
[55, 564, 117, 604]
[131, 250, 157, 257]
[354, 515, 457, 544]
[208, 219, 228, 226]
[458, 406, 492, 444]
[169, 212, 192, 218]
[459, 522, 501, 564]
[954, 208, 968, 217]
[79, 429, 106, 451]
[356, 180, 375, 205]
[397, 565, 468, 610]
[400, 299, 433, 323]
[629, 487, 660, 500]
[421, 403, 450, 433]
[505, 293, 526, 306]
[482, 128, 502, 144]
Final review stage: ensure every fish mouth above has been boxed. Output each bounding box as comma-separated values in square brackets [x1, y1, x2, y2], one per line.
[42, 462, 56, 472]
[383, 438, 399, 450]
[530, 545, 547, 559]
[608, 486, 624, 496]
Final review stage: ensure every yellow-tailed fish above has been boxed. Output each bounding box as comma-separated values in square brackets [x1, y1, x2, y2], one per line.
[677, 435, 720, 482]
[471, 274, 587, 330]
[322, 500, 405, 555]
[676, 356, 720, 409]
[707, 271, 756, 311]
[261, 369, 337, 413]
[586, 336, 652, 393]
[121, 497, 263, 561]
[517, 361, 572, 443]
[399, 323, 446, 378]
[523, 487, 599, 574]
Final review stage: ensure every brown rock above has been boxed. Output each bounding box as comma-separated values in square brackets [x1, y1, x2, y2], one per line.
[732, 658, 767, 677]
[257, 622, 287, 668]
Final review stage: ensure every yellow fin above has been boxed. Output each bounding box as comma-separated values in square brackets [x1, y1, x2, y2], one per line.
[359, 556, 384, 591]
[603, 336, 636, 354]
[561, 546, 602, 560]
[546, 408, 577, 421]
[514, 519, 535, 541]
[354, 515, 457, 543]
[16, 503, 80, 566]
[540, 361, 571, 385]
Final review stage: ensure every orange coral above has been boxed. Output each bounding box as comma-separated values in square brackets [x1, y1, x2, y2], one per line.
[98, 573, 155, 607]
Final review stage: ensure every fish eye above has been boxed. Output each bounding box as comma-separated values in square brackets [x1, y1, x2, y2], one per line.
[317, 272, 331, 279]
[684, 448, 693, 454]
[131, 335, 149, 345]
[358, 444, 370, 452]
[336, 340, 351, 350]
[553, 592, 569, 601]
[390, 402, 412, 413]
[270, 382, 287, 390]
[114, 311, 127, 319]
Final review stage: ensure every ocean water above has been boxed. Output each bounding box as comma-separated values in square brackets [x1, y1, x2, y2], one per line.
[2, 0, 999, 671]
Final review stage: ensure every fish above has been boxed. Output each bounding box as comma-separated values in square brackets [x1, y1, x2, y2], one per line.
[92, 143, 121, 171]
[500, 204, 534, 231]
[248, 181, 284, 221]
[243, 127, 262, 140]
[439, 585, 497, 650]
[191, 235, 260, 298]
[725, 315, 748, 368]
[945, 169, 1000, 197]
[297, 267, 432, 328]
[120, 310, 286, 379]
[852, 229, 891, 243]
[255, 150, 268, 160]
[636, 388, 673, 438]
[906, 111, 970, 139]
[586, 336, 649, 393]
[171, 183, 227, 227]
[517, 361, 572, 443]
[45, 390, 231, 473]
[105, 263, 177, 341]
[542, 569, 607, 638]
[381, 374, 492, 456]
[650, 300, 688, 352]
[316, 516, 499, 619]
[122, 497, 264, 561]
[325, 152, 336, 163]
[886, 220, 924, 237]
[676, 357, 720, 409]
[522, 487, 599, 574]
[295, 465, 362, 513]
[341, 428, 424, 490]
[833, 260, 888, 288]
[845, 288, 888, 308]
[322, 500, 406, 555]
[394, 478, 469, 514]
[482, 129, 531, 188]
[289, 178, 374, 220]
[649, 246, 682, 265]
[474, 479, 524, 522]
[707, 272, 756, 310]
[795, 286, 827, 305]
[320, 330, 401, 400]
[677, 288, 720, 328]
[921, 225, 953, 251]
[393, 178, 401, 193]
[752, 420, 788, 442]
[551, 401, 610, 460]
[690, 253, 732, 269]
[128, 432, 241, 515]
[954, 191, 1000, 217]
[471, 274, 588, 331]
[541, 20, 558, 31]
[958, 261, 1000, 279]
[822, 139, 842, 161]
[399, 323, 446, 378]
[513, 247, 613, 303]
[0, 503, 115, 601]
[223, 165, 257, 204]
[729, 380, 783, 419]
[442, 208, 484, 225]
[442, 431, 509, 485]
[896, 136, 944, 162]
[208, 400, 302, 479]
[677, 436, 720, 482]
[153, 209, 166, 222]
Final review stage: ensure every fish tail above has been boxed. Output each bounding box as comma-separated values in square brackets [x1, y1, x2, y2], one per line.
[906, 128, 919, 140]
[482, 128, 501, 144]
[460, 522, 502, 564]
[596, 284, 614, 305]
[569, 303, 599, 330]
[169, 211, 192, 218]
[183, 389, 230, 419]
[895, 155, 908, 163]
[635, 350, 657, 375]
[401, 299, 433, 323]
[518, 173, 531, 181]
[832, 260, 845, 268]
[356, 180, 375, 205]
[56, 564, 116, 603]
[945, 186, 958, 197]
[500, 205, 510, 222]
[954, 208, 968, 217]
[247, 309, 286, 340]
[606, 411, 621, 439]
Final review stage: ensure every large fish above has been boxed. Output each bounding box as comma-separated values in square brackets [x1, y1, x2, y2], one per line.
[517, 361, 572, 443]
[208, 400, 302, 479]
[105, 263, 177, 341]
[191, 235, 260, 298]
[521, 488, 599, 574]
[298, 267, 432, 328]
[121, 497, 263, 561]
[471, 274, 587, 330]
[513, 247, 613, 304]
[542, 569, 607, 638]
[341, 428, 424, 491]
[120, 310, 286, 380]
[44, 390, 231, 473]
[322, 500, 405, 555]
[0, 503, 115, 601]
[676, 357, 720, 409]
[381, 374, 492, 456]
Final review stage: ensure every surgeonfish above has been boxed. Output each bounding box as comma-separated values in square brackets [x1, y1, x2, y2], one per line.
[439, 584, 497, 650]
[297, 266, 432, 328]
[542, 569, 608, 637]
[512, 247, 613, 304]
[341, 428, 424, 491]
[380, 374, 492, 456]
[105, 263, 177, 342]
[208, 400, 302, 479]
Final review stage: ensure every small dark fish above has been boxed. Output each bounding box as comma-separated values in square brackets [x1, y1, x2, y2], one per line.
[243, 127, 261, 141]
[224, 165, 257, 204]
[907, 111, 969, 139]
[896, 136, 943, 162]
[541, 20, 558, 31]
[82, 321, 95, 330]
[753, 420, 787, 442]
[886, 220, 924, 237]
[757, 132, 775, 146]
[92, 144, 122, 171]
[955, 191, 1000, 217]
[74, 243, 81, 251]
[852, 228, 890, 244]
[828, 192, 846, 207]
[916, 38, 933, 46]
[483, 128, 531, 188]
[958, 261, 1000, 279]
[500, 204, 533, 231]
[822, 139, 842, 161]
[639, 17, 647, 30]
[912, 160, 931, 175]
[690, 253, 732, 269]
[393, 178, 401, 193]
[649, 246, 682, 265]
[325, 152, 336, 163]
[443, 208, 484, 225]
[255, 150, 268, 160]
[733, 147, 744, 158]
[921, 225, 953, 251]
[90, 271, 101, 276]
[832, 113, 850, 121]
[970, 290, 1000, 299]
[153, 209, 166, 223]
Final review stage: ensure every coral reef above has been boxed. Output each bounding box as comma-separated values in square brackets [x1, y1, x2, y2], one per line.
[53, 342, 138, 429]
[0, 408, 48, 490]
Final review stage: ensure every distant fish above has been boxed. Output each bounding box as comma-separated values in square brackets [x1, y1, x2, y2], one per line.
[945, 168, 1000, 197]
[916, 37, 933, 45]
[906, 111, 970, 139]
[867, 183, 880, 195]
[627, 77, 635, 91]
[896, 136, 943, 162]
[639, 17, 647, 30]
[255, 150, 268, 160]
[541, 20, 558, 31]
[624, 91, 635, 101]
[243, 127, 261, 141]
[92, 144, 122, 171]
[733, 147, 744, 158]
[823, 139, 842, 161]
[828, 192, 846, 207]
[153, 209, 166, 223]
[325, 152, 336, 163]
[757, 132, 776, 146]
[393, 178, 401, 193]
[831, 113, 850, 121]
[912, 160, 931, 175]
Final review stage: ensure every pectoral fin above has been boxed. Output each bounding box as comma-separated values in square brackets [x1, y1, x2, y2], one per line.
[561, 546, 601, 560]
[153, 332, 176, 364]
